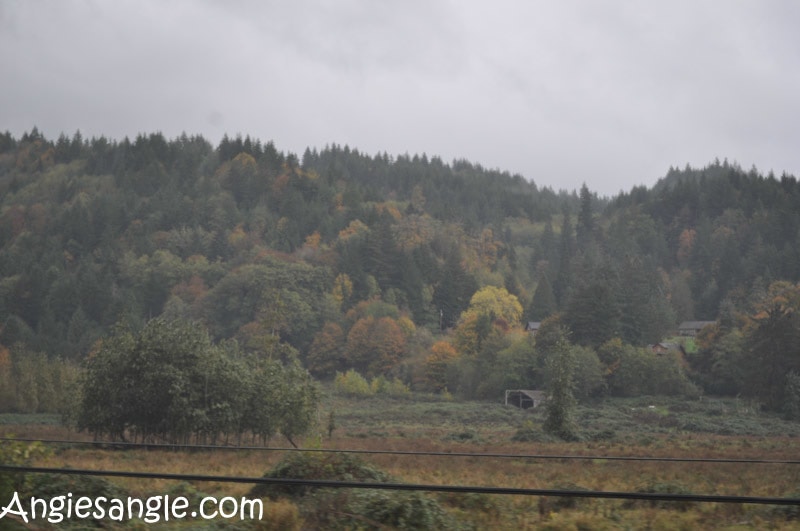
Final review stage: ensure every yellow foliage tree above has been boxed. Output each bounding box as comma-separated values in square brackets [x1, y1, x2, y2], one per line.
[304, 231, 322, 249]
[423, 341, 459, 392]
[338, 219, 369, 241]
[396, 315, 417, 338]
[462, 286, 523, 327]
[227, 223, 248, 250]
[331, 273, 354, 309]
[452, 286, 522, 357]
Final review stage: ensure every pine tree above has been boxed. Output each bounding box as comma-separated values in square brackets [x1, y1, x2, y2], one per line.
[576, 183, 594, 250]
[527, 274, 556, 321]
[543, 327, 578, 440]
[554, 210, 576, 307]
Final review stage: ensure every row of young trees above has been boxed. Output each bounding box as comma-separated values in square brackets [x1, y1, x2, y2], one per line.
[0, 343, 77, 414]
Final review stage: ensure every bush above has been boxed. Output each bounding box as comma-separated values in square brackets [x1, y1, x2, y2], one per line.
[334, 369, 374, 397]
[334, 370, 411, 398]
[25, 472, 128, 502]
[250, 452, 459, 530]
[371, 375, 411, 397]
[332, 489, 453, 530]
[250, 452, 390, 499]
[0, 438, 49, 510]
[606, 343, 699, 398]
[22, 473, 128, 529]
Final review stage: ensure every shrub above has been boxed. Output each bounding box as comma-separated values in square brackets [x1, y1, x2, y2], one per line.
[22, 473, 128, 529]
[371, 375, 411, 397]
[0, 438, 49, 509]
[335, 489, 453, 530]
[334, 369, 373, 397]
[250, 452, 389, 499]
[250, 452, 458, 530]
[25, 472, 128, 502]
[334, 370, 411, 398]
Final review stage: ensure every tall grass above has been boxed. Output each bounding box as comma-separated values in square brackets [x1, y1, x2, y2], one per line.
[3, 393, 800, 529]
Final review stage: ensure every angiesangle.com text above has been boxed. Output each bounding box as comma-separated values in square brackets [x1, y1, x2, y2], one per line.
[0, 491, 264, 525]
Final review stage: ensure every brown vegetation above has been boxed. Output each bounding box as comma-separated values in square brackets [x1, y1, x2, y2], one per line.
[4, 403, 800, 530]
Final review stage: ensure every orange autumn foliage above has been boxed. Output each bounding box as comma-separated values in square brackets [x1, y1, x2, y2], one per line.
[346, 316, 407, 377]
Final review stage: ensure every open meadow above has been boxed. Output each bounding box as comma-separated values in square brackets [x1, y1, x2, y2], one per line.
[2, 393, 800, 530]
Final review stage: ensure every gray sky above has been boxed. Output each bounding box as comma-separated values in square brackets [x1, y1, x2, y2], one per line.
[2, 1, 798, 196]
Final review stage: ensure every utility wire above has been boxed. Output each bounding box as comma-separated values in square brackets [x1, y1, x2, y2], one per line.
[1, 464, 798, 506]
[2, 437, 798, 465]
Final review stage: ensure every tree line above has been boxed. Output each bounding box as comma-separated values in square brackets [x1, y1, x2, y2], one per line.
[1, 129, 799, 423]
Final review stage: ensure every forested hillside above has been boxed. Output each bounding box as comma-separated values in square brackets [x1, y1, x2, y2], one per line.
[1, 129, 799, 418]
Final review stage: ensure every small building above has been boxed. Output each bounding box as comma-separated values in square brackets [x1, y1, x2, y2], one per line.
[647, 342, 680, 355]
[525, 321, 541, 334]
[678, 321, 716, 336]
[505, 389, 546, 409]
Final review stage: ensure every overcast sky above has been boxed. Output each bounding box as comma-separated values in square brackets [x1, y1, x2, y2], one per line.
[2, 1, 798, 195]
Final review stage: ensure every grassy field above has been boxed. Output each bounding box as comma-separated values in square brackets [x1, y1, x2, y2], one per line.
[2, 393, 800, 529]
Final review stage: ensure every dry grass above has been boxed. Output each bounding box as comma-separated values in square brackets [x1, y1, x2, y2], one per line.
[4, 432, 797, 529]
[3, 397, 800, 529]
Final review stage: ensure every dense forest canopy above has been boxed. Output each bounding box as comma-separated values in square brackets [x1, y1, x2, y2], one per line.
[1, 128, 799, 419]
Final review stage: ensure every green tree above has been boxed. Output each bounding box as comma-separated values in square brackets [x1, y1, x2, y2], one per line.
[553, 210, 576, 307]
[564, 280, 620, 348]
[271, 357, 319, 447]
[571, 344, 606, 400]
[432, 247, 478, 330]
[784, 372, 800, 420]
[617, 256, 674, 345]
[542, 326, 578, 440]
[527, 274, 556, 321]
[690, 327, 745, 395]
[743, 282, 800, 410]
[78, 318, 319, 445]
[576, 183, 595, 250]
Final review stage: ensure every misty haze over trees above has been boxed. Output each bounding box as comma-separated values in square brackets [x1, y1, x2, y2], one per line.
[0, 128, 799, 433]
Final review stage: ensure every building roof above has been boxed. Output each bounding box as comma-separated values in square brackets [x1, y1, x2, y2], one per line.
[505, 389, 547, 409]
[648, 342, 680, 352]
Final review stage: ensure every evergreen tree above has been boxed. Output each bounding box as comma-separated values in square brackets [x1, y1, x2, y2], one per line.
[527, 274, 556, 321]
[576, 183, 594, 250]
[553, 210, 576, 307]
[542, 326, 578, 440]
[432, 247, 478, 329]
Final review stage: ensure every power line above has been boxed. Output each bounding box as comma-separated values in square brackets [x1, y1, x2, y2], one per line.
[1, 464, 798, 506]
[2, 437, 798, 465]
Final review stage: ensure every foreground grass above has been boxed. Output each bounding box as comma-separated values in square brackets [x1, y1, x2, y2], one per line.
[2, 394, 800, 529]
